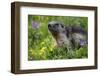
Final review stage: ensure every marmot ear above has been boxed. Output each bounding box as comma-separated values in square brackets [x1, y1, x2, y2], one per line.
[60, 23, 65, 28]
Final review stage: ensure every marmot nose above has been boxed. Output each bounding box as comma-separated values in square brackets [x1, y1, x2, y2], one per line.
[48, 24, 51, 28]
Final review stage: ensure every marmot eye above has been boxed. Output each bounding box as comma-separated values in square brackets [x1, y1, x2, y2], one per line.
[61, 25, 64, 28]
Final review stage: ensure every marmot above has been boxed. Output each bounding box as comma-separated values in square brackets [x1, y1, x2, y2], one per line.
[48, 21, 87, 50]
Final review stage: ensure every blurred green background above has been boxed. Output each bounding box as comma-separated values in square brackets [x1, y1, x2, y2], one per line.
[28, 15, 88, 60]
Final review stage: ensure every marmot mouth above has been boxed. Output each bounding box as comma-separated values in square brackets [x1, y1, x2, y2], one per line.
[48, 27, 58, 32]
[49, 30, 58, 34]
[48, 28, 59, 36]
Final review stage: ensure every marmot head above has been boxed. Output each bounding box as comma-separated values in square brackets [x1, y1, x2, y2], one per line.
[48, 21, 71, 47]
[48, 21, 66, 35]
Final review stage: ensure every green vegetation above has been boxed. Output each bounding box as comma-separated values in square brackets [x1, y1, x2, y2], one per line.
[28, 15, 88, 60]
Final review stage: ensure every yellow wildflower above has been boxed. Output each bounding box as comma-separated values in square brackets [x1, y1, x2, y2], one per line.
[50, 44, 55, 51]
[40, 47, 46, 52]
[41, 42, 45, 45]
